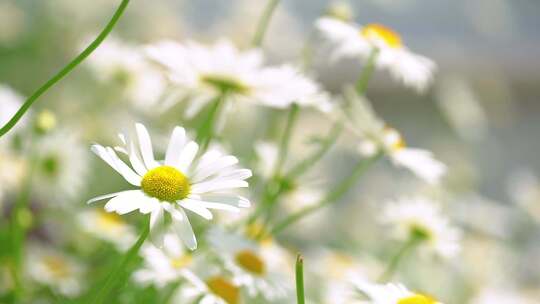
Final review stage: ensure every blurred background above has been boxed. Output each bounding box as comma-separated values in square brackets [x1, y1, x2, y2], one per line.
[1, 0, 539, 303]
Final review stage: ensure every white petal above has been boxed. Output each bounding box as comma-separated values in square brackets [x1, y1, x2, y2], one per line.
[164, 126, 187, 167]
[103, 190, 145, 214]
[179, 199, 213, 220]
[128, 140, 148, 176]
[192, 155, 239, 183]
[105, 147, 142, 186]
[149, 205, 164, 229]
[87, 191, 132, 204]
[187, 198, 240, 213]
[177, 141, 199, 172]
[167, 206, 197, 250]
[190, 180, 248, 194]
[190, 194, 251, 208]
[136, 123, 160, 170]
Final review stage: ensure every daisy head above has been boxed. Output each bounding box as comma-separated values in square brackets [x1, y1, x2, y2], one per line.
[88, 123, 252, 250]
[145, 39, 330, 114]
[316, 18, 436, 92]
[175, 270, 241, 304]
[207, 227, 292, 301]
[381, 197, 461, 259]
[355, 281, 443, 304]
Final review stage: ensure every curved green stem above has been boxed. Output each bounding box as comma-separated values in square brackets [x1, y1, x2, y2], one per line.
[0, 0, 131, 138]
[252, 0, 281, 46]
[196, 93, 227, 154]
[91, 215, 150, 304]
[295, 254, 305, 304]
[355, 48, 379, 95]
[377, 236, 421, 282]
[271, 152, 383, 235]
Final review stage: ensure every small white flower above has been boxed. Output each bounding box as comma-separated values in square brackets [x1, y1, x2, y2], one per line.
[343, 87, 446, 185]
[85, 37, 167, 110]
[78, 209, 136, 250]
[316, 17, 436, 92]
[0, 84, 26, 136]
[26, 246, 84, 297]
[354, 281, 443, 304]
[88, 123, 251, 250]
[381, 197, 461, 259]
[206, 227, 292, 301]
[0, 145, 26, 204]
[145, 39, 330, 114]
[174, 272, 241, 304]
[133, 232, 195, 288]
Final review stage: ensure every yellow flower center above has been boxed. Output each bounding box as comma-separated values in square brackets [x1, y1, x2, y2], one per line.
[398, 293, 437, 304]
[201, 74, 249, 93]
[383, 127, 406, 151]
[362, 24, 402, 48]
[43, 256, 71, 279]
[206, 276, 239, 304]
[234, 250, 266, 276]
[170, 255, 192, 269]
[141, 165, 191, 202]
[97, 210, 125, 232]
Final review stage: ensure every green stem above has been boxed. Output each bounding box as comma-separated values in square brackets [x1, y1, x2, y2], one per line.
[355, 48, 379, 95]
[91, 215, 150, 304]
[196, 93, 227, 154]
[295, 254, 305, 304]
[274, 104, 299, 177]
[251, 0, 281, 47]
[377, 236, 421, 282]
[271, 152, 383, 235]
[0, 0, 130, 138]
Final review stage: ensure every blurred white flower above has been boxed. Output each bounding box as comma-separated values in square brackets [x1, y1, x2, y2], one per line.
[133, 232, 195, 288]
[0, 145, 26, 205]
[78, 209, 136, 250]
[207, 227, 292, 301]
[85, 37, 167, 110]
[471, 288, 536, 304]
[343, 87, 446, 185]
[0, 84, 26, 136]
[174, 272, 241, 304]
[34, 130, 89, 203]
[26, 246, 84, 297]
[381, 197, 461, 259]
[316, 17, 436, 92]
[354, 281, 443, 304]
[145, 39, 331, 114]
[88, 123, 251, 250]
[507, 169, 540, 222]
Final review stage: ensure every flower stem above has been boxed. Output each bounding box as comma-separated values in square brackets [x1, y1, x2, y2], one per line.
[295, 254, 305, 304]
[377, 236, 421, 282]
[355, 48, 379, 95]
[270, 152, 383, 235]
[196, 92, 227, 154]
[251, 0, 281, 47]
[0, 0, 130, 138]
[91, 215, 150, 304]
[274, 104, 299, 177]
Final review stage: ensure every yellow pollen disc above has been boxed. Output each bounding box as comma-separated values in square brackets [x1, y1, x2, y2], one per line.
[234, 250, 266, 276]
[170, 255, 192, 269]
[206, 276, 239, 304]
[43, 256, 71, 279]
[398, 293, 437, 304]
[141, 165, 190, 202]
[97, 210, 125, 232]
[362, 23, 402, 48]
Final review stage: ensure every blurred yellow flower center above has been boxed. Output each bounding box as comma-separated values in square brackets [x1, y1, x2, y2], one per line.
[383, 128, 406, 151]
[97, 210, 125, 232]
[141, 165, 190, 202]
[362, 24, 402, 48]
[398, 293, 437, 304]
[202, 74, 249, 93]
[235, 250, 266, 276]
[206, 276, 239, 304]
[170, 255, 192, 269]
[43, 256, 71, 279]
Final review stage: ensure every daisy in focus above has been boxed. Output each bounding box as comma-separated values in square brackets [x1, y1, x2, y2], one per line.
[381, 197, 461, 259]
[207, 227, 292, 301]
[88, 123, 252, 250]
[354, 281, 443, 304]
[343, 87, 447, 185]
[78, 209, 136, 250]
[26, 246, 84, 297]
[316, 17, 436, 92]
[145, 39, 331, 115]
[133, 232, 195, 288]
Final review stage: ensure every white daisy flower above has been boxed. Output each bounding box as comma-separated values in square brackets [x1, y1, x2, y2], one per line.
[174, 272, 241, 304]
[343, 87, 447, 185]
[34, 130, 89, 203]
[88, 123, 252, 250]
[133, 232, 195, 288]
[207, 227, 292, 301]
[381, 197, 461, 259]
[145, 39, 330, 114]
[26, 246, 84, 297]
[78, 209, 136, 251]
[354, 281, 443, 304]
[85, 37, 167, 110]
[316, 17, 436, 92]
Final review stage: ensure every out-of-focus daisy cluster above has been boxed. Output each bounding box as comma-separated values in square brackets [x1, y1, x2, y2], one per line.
[1, 0, 539, 303]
